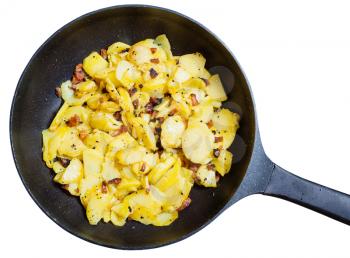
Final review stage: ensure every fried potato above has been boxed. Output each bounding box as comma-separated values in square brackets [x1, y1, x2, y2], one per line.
[42, 34, 240, 227]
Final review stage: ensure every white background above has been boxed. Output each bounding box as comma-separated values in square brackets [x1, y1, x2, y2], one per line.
[1, 0, 350, 257]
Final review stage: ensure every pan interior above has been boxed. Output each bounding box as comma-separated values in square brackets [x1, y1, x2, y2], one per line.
[10, 6, 256, 249]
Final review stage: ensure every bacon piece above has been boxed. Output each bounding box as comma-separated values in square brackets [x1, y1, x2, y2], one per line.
[108, 178, 122, 185]
[132, 99, 139, 109]
[213, 148, 221, 158]
[214, 136, 223, 143]
[150, 97, 162, 106]
[188, 163, 200, 172]
[150, 47, 157, 54]
[145, 103, 154, 114]
[113, 111, 122, 121]
[79, 130, 89, 140]
[206, 120, 213, 128]
[100, 48, 107, 59]
[128, 87, 137, 96]
[101, 181, 108, 193]
[55, 87, 62, 97]
[168, 108, 177, 116]
[150, 58, 159, 64]
[156, 117, 164, 123]
[57, 157, 70, 168]
[149, 68, 158, 79]
[66, 114, 81, 127]
[200, 77, 209, 86]
[190, 94, 199, 106]
[177, 198, 191, 211]
[110, 125, 128, 137]
[140, 162, 146, 172]
[207, 163, 215, 171]
[72, 63, 85, 84]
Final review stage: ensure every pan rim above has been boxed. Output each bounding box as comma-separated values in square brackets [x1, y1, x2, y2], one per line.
[9, 4, 257, 250]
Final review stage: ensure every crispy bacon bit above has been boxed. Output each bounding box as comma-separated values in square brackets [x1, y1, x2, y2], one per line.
[110, 125, 128, 137]
[145, 103, 154, 114]
[101, 181, 108, 193]
[132, 99, 139, 109]
[119, 48, 130, 54]
[200, 77, 210, 86]
[154, 127, 161, 135]
[207, 163, 215, 171]
[100, 48, 108, 59]
[55, 87, 62, 97]
[177, 197, 192, 211]
[72, 63, 85, 84]
[207, 120, 213, 128]
[156, 117, 165, 123]
[69, 83, 78, 91]
[150, 47, 157, 54]
[113, 111, 122, 121]
[128, 87, 137, 96]
[150, 97, 162, 105]
[57, 157, 70, 168]
[79, 130, 89, 140]
[190, 94, 199, 106]
[108, 178, 122, 185]
[216, 173, 220, 183]
[150, 58, 160, 64]
[149, 68, 158, 79]
[213, 148, 221, 158]
[214, 136, 223, 143]
[188, 163, 200, 172]
[140, 162, 146, 172]
[66, 114, 81, 127]
[168, 108, 177, 116]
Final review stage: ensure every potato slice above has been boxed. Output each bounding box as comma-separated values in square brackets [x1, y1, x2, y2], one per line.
[161, 115, 186, 149]
[115, 145, 147, 165]
[155, 34, 173, 60]
[54, 158, 83, 184]
[57, 128, 86, 158]
[83, 149, 104, 177]
[148, 155, 176, 184]
[173, 67, 191, 83]
[206, 74, 227, 101]
[89, 112, 122, 132]
[212, 108, 240, 131]
[107, 42, 130, 55]
[117, 87, 134, 112]
[182, 122, 214, 164]
[86, 193, 112, 225]
[60, 80, 94, 106]
[79, 175, 101, 207]
[49, 102, 69, 131]
[212, 150, 233, 176]
[115, 60, 141, 89]
[42, 129, 55, 167]
[84, 130, 113, 154]
[83, 52, 109, 77]
[178, 53, 206, 77]
[196, 165, 217, 187]
[74, 80, 97, 98]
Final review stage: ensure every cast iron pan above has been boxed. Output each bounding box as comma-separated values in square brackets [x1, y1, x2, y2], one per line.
[10, 5, 350, 249]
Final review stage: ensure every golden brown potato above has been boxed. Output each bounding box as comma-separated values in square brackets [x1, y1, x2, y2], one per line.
[42, 34, 240, 227]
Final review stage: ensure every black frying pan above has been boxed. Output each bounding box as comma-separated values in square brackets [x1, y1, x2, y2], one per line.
[10, 5, 350, 250]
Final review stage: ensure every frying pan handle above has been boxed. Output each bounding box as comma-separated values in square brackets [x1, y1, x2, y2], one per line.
[264, 164, 350, 225]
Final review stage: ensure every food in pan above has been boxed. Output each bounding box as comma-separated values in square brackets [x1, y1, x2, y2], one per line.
[42, 34, 240, 226]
